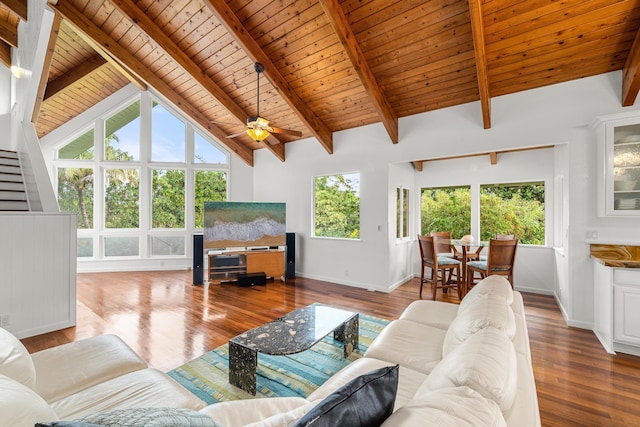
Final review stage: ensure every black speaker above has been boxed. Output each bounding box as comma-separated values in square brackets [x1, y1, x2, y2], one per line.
[193, 234, 204, 285]
[286, 232, 295, 279]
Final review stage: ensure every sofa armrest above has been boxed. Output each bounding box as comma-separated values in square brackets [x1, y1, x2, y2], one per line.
[31, 335, 147, 403]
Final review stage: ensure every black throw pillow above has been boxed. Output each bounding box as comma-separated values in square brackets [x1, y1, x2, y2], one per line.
[295, 364, 399, 427]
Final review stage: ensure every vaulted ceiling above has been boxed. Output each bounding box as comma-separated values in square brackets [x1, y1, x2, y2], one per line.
[3, 0, 640, 166]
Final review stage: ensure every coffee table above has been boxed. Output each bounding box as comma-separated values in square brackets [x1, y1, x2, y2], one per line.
[228, 305, 359, 395]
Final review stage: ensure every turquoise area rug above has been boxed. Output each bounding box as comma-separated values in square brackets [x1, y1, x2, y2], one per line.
[167, 310, 389, 405]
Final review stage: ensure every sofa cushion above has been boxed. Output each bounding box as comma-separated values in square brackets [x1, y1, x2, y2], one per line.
[50, 368, 206, 420]
[294, 365, 399, 427]
[398, 300, 460, 330]
[459, 275, 514, 313]
[0, 326, 36, 388]
[243, 402, 317, 427]
[419, 327, 518, 412]
[442, 295, 515, 357]
[365, 320, 446, 374]
[381, 386, 506, 427]
[0, 374, 59, 426]
[308, 357, 426, 412]
[77, 407, 220, 426]
[200, 397, 310, 427]
[31, 334, 148, 403]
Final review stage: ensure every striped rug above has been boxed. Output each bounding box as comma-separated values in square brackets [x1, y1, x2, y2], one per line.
[167, 310, 390, 405]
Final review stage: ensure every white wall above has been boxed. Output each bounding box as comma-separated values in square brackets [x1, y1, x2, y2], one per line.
[253, 71, 640, 328]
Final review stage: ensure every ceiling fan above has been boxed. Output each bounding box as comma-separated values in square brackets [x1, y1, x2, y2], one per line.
[226, 62, 302, 143]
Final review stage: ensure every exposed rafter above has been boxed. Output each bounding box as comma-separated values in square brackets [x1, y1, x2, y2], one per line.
[44, 54, 107, 101]
[319, 0, 398, 144]
[32, 13, 61, 124]
[51, 0, 254, 166]
[0, 0, 27, 21]
[468, 0, 491, 129]
[203, 0, 334, 155]
[622, 26, 640, 106]
[107, 0, 285, 162]
[414, 145, 554, 170]
[0, 40, 9, 68]
[0, 15, 17, 47]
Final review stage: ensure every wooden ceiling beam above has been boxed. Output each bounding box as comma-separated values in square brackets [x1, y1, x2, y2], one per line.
[32, 12, 61, 124]
[415, 145, 554, 167]
[44, 53, 107, 101]
[319, 0, 398, 144]
[203, 0, 334, 155]
[0, 0, 27, 21]
[107, 0, 285, 163]
[0, 16, 18, 48]
[0, 40, 9, 68]
[622, 26, 640, 106]
[51, 0, 254, 167]
[468, 0, 491, 129]
[412, 161, 423, 172]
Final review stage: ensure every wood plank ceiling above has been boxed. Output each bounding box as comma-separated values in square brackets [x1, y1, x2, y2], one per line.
[3, 0, 640, 166]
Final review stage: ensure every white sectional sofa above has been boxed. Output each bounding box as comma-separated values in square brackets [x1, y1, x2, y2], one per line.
[1, 275, 539, 426]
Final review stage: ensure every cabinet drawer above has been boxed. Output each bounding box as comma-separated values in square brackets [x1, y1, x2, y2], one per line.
[613, 269, 640, 286]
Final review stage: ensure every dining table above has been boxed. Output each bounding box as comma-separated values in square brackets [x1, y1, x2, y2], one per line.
[447, 239, 488, 295]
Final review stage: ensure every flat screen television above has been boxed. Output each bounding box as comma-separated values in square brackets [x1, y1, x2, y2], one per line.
[203, 201, 286, 249]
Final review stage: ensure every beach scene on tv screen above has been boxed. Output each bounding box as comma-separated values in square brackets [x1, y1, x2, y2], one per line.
[204, 202, 286, 249]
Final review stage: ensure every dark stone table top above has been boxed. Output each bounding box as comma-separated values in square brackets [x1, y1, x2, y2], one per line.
[230, 305, 357, 355]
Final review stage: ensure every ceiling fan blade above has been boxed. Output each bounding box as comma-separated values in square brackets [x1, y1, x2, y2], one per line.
[271, 126, 302, 137]
[226, 131, 248, 139]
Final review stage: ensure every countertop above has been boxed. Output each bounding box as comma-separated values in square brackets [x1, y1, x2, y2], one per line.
[590, 244, 640, 268]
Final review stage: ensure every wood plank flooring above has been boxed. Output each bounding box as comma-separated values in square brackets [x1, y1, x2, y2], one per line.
[21, 271, 640, 426]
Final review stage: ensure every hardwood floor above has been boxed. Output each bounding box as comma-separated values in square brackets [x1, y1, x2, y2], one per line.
[21, 271, 640, 426]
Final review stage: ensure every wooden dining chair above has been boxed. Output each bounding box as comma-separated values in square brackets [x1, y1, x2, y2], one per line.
[429, 231, 455, 257]
[466, 238, 518, 290]
[478, 233, 515, 262]
[418, 235, 462, 300]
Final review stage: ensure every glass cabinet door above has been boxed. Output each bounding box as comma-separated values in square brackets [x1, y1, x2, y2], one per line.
[611, 123, 640, 213]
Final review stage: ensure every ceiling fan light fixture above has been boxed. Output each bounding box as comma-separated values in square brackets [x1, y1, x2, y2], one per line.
[247, 127, 270, 142]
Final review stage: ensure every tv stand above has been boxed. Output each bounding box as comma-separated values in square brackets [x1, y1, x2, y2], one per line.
[208, 249, 285, 283]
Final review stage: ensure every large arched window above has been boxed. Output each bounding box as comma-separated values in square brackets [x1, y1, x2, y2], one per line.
[54, 92, 229, 262]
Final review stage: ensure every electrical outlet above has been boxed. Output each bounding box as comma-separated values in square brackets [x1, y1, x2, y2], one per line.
[0, 315, 10, 327]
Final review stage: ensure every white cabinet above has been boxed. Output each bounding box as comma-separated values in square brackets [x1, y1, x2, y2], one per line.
[613, 269, 640, 348]
[593, 262, 640, 356]
[595, 113, 640, 216]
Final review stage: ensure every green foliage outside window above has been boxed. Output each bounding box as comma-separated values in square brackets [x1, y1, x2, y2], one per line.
[152, 169, 185, 228]
[421, 187, 471, 238]
[420, 183, 545, 245]
[105, 168, 139, 228]
[315, 174, 360, 239]
[480, 183, 545, 245]
[57, 166, 94, 229]
[194, 171, 227, 228]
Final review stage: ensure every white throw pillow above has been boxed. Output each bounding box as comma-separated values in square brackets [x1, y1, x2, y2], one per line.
[0, 374, 58, 425]
[419, 328, 518, 412]
[381, 386, 506, 427]
[459, 275, 514, 313]
[0, 326, 37, 388]
[443, 294, 515, 357]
